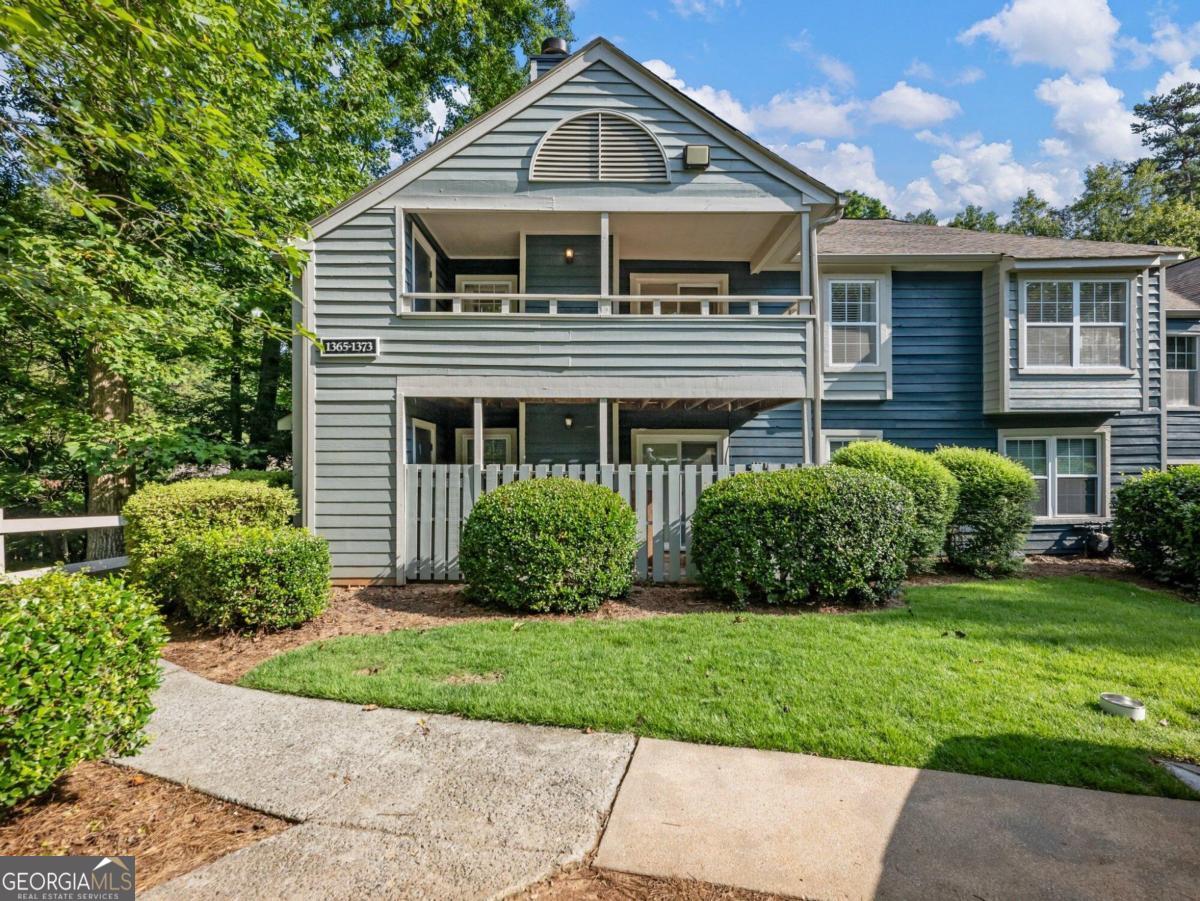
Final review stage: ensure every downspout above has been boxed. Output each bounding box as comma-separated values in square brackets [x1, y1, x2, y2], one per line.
[809, 198, 846, 464]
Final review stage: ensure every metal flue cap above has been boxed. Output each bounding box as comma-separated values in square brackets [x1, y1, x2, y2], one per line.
[541, 36, 569, 56]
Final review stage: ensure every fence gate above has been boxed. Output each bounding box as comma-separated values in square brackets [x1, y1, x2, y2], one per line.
[402, 463, 797, 583]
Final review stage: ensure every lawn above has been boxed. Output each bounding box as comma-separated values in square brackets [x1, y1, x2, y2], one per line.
[242, 575, 1200, 798]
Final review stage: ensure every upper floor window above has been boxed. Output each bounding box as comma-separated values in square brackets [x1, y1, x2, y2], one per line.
[827, 279, 880, 367]
[1021, 279, 1130, 370]
[1167, 334, 1199, 408]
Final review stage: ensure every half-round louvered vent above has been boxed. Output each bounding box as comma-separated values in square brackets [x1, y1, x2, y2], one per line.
[530, 111, 669, 182]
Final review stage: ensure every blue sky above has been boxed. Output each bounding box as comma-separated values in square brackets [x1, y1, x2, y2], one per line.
[566, 0, 1200, 217]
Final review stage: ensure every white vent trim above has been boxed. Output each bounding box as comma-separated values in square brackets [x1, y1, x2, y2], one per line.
[530, 109, 670, 183]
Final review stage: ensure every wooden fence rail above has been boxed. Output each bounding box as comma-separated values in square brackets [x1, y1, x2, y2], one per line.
[404, 463, 798, 584]
[0, 509, 127, 582]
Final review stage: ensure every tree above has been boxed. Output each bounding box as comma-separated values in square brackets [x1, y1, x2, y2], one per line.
[843, 190, 892, 219]
[903, 209, 939, 225]
[1067, 160, 1200, 253]
[1005, 190, 1066, 237]
[947, 204, 1002, 232]
[1133, 82, 1200, 203]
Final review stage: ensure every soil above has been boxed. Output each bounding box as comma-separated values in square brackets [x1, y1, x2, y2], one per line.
[0, 761, 288, 891]
[523, 866, 788, 900]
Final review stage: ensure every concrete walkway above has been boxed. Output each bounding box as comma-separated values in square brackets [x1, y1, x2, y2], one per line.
[124, 665, 1200, 900]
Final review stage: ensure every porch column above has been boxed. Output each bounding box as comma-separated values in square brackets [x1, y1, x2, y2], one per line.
[395, 387, 407, 585]
[599, 212, 610, 313]
[473, 397, 484, 467]
[598, 398, 609, 465]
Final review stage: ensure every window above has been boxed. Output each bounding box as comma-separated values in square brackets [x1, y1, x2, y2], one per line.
[827, 279, 880, 367]
[823, 430, 883, 460]
[455, 275, 517, 313]
[410, 419, 437, 464]
[631, 430, 728, 465]
[1021, 279, 1129, 370]
[455, 428, 517, 464]
[1003, 433, 1105, 519]
[1167, 334, 1199, 408]
[628, 274, 729, 315]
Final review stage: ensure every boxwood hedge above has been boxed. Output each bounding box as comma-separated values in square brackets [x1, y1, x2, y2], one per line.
[690, 466, 916, 607]
[1113, 465, 1200, 595]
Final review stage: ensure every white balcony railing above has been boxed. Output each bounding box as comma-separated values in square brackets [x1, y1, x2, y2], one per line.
[399, 293, 814, 318]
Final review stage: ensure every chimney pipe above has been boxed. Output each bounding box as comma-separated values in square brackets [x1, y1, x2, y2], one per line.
[541, 36, 568, 56]
[530, 37, 570, 82]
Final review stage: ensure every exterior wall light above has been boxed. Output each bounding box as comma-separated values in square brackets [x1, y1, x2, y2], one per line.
[564, 247, 575, 264]
[564, 414, 574, 429]
[683, 144, 710, 170]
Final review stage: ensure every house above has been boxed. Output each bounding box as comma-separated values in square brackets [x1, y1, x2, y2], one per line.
[1165, 257, 1200, 466]
[294, 36, 1189, 584]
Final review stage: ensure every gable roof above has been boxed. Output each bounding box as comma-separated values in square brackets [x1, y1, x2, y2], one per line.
[1166, 257, 1200, 314]
[308, 38, 842, 239]
[819, 218, 1188, 262]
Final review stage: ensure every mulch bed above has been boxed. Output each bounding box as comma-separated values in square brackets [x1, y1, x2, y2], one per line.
[0, 761, 288, 891]
[523, 865, 787, 900]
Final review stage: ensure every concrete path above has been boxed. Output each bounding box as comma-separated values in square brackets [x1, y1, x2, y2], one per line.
[596, 737, 1200, 900]
[122, 664, 634, 899]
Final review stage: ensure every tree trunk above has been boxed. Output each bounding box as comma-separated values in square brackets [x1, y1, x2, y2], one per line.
[248, 331, 281, 449]
[86, 345, 133, 560]
[230, 315, 244, 448]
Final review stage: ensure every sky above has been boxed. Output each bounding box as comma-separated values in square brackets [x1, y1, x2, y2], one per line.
[565, 0, 1200, 218]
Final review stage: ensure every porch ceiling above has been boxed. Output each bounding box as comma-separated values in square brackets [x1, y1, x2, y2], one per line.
[439, 397, 786, 413]
[416, 211, 792, 262]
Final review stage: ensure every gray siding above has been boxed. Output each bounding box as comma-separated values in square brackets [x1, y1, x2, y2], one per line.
[981, 263, 1003, 413]
[394, 61, 803, 205]
[1168, 413, 1200, 462]
[314, 208, 395, 324]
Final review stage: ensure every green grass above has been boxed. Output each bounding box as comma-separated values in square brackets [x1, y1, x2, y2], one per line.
[242, 576, 1200, 798]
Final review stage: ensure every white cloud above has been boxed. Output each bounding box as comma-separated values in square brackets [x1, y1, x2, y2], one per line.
[867, 81, 961, 129]
[773, 140, 893, 201]
[905, 59, 935, 80]
[754, 88, 860, 137]
[642, 58, 755, 132]
[959, 0, 1120, 76]
[952, 67, 986, 85]
[1156, 62, 1200, 94]
[1039, 137, 1072, 158]
[926, 136, 1081, 212]
[668, 0, 733, 19]
[1034, 74, 1141, 160]
[817, 55, 855, 88]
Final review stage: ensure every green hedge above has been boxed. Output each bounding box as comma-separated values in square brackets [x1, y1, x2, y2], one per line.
[0, 572, 166, 808]
[933, 447, 1036, 576]
[1113, 465, 1200, 595]
[691, 466, 916, 607]
[123, 479, 297, 603]
[460, 478, 638, 614]
[173, 526, 331, 631]
[215, 469, 293, 490]
[832, 441, 958, 570]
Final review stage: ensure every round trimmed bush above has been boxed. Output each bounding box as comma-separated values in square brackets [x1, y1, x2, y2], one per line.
[0, 571, 166, 808]
[690, 466, 916, 607]
[1113, 465, 1200, 594]
[460, 478, 638, 613]
[123, 479, 297, 603]
[933, 446, 1036, 576]
[215, 469, 294, 490]
[172, 526, 331, 631]
[832, 441, 958, 570]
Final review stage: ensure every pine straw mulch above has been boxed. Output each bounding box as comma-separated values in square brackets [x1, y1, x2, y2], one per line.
[162, 556, 1160, 686]
[0, 761, 289, 892]
[523, 865, 789, 900]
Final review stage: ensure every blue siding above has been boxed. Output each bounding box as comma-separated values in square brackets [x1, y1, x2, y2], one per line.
[1169, 412, 1200, 462]
[618, 260, 800, 314]
[525, 235, 603, 312]
[616, 403, 806, 465]
[823, 271, 994, 450]
[525, 403, 600, 464]
[445, 258, 520, 283]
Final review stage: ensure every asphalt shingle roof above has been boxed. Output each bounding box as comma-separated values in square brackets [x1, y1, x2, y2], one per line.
[1166, 257, 1200, 314]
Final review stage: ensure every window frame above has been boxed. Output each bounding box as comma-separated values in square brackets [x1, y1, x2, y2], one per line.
[410, 418, 438, 464]
[822, 429, 883, 462]
[410, 225, 438, 294]
[630, 429, 729, 466]
[454, 428, 518, 464]
[999, 427, 1111, 522]
[1017, 276, 1134, 374]
[454, 275, 519, 314]
[822, 274, 891, 377]
[628, 273, 730, 315]
[1166, 333, 1200, 410]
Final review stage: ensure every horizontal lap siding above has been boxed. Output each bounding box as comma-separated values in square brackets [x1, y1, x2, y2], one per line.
[823, 271, 993, 450]
[1169, 412, 1200, 462]
[729, 402, 806, 464]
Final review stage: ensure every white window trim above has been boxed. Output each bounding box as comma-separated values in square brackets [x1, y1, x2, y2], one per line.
[1017, 276, 1135, 375]
[411, 418, 437, 463]
[411, 224, 437, 292]
[822, 429, 883, 460]
[1166, 333, 1200, 410]
[454, 428, 518, 464]
[821, 273, 891, 378]
[629, 273, 730, 295]
[631, 429, 729, 465]
[999, 426, 1111, 522]
[454, 274, 519, 293]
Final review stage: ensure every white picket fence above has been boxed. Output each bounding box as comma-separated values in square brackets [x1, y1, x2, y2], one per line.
[0, 509, 127, 583]
[404, 463, 800, 583]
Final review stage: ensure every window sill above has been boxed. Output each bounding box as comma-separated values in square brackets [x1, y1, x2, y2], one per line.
[825, 364, 886, 374]
[1017, 366, 1136, 377]
[1167, 405, 1200, 412]
[1031, 516, 1109, 525]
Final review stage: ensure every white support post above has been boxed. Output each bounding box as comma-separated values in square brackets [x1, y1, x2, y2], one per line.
[395, 207, 407, 314]
[599, 212, 611, 313]
[473, 398, 484, 467]
[518, 401, 526, 464]
[598, 398, 609, 465]
[395, 388, 407, 585]
[611, 401, 620, 464]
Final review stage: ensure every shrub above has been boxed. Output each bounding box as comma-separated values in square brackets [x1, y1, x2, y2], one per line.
[123, 479, 297, 603]
[460, 478, 638, 614]
[0, 571, 166, 808]
[172, 526, 330, 631]
[933, 447, 1036, 576]
[690, 466, 916, 607]
[832, 441, 959, 570]
[215, 469, 293, 490]
[1113, 465, 1200, 594]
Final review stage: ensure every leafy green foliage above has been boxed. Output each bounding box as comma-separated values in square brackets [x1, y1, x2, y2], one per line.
[1006, 189, 1067, 237]
[173, 526, 330, 631]
[832, 441, 958, 570]
[460, 478, 638, 613]
[215, 470, 294, 491]
[947, 204, 1002, 232]
[691, 467, 915, 607]
[1133, 81, 1200, 204]
[843, 190, 892, 219]
[934, 447, 1035, 576]
[123, 479, 297, 603]
[1113, 465, 1200, 596]
[0, 572, 166, 807]
[903, 209, 939, 225]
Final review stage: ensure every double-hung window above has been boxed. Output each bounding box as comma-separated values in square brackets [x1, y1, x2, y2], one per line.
[1167, 334, 1199, 408]
[455, 275, 517, 313]
[1003, 433, 1105, 518]
[828, 279, 879, 367]
[1022, 279, 1129, 370]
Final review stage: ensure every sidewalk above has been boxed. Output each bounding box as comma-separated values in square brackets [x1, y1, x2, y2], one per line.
[124, 664, 1200, 899]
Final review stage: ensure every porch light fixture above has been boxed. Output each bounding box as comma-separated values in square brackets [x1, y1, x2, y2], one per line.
[564, 247, 575, 264]
[564, 414, 574, 429]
